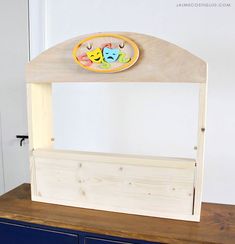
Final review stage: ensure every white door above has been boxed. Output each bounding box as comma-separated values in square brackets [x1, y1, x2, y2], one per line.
[0, 0, 29, 194]
[0, 116, 4, 194]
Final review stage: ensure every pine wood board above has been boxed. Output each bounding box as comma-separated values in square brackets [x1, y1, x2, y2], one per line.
[31, 149, 196, 221]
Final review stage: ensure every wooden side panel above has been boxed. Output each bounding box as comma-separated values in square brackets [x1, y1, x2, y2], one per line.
[194, 83, 208, 219]
[31, 149, 196, 221]
[26, 32, 207, 83]
[27, 83, 53, 150]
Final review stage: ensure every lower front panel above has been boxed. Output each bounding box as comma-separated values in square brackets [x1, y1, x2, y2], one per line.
[31, 149, 197, 221]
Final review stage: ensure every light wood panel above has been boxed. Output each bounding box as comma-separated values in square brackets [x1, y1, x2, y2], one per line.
[26, 32, 207, 83]
[27, 83, 53, 199]
[31, 149, 196, 221]
[194, 82, 208, 218]
[27, 83, 53, 150]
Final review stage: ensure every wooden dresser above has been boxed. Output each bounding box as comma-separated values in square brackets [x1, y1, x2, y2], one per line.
[0, 184, 234, 244]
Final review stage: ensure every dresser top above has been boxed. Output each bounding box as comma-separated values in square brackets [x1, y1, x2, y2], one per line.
[0, 184, 234, 244]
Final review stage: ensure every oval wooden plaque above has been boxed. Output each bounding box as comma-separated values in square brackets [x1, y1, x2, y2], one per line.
[72, 33, 139, 73]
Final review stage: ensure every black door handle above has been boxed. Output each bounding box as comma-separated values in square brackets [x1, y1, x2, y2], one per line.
[16, 135, 28, 146]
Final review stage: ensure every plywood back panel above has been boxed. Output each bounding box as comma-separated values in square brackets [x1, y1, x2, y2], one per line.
[26, 32, 207, 83]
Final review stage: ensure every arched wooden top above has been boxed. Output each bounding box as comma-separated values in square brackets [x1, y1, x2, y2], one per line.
[26, 32, 207, 83]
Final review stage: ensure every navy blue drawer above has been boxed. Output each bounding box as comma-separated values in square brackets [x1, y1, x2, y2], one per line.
[85, 237, 134, 244]
[0, 221, 78, 244]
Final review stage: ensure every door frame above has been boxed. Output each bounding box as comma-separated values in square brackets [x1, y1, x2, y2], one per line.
[28, 0, 47, 59]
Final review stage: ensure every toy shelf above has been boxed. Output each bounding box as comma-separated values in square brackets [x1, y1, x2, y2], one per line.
[26, 32, 207, 222]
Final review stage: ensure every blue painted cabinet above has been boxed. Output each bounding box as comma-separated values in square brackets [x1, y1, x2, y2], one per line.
[0, 221, 78, 244]
[0, 219, 159, 244]
[85, 237, 134, 244]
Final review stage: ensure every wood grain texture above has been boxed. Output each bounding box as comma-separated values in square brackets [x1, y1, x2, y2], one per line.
[26, 32, 207, 83]
[194, 83, 208, 218]
[27, 83, 53, 150]
[0, 184, 235, 244]
[31, 149, 195, 221]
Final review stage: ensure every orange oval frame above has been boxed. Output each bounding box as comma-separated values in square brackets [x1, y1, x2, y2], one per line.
[72, 33, 139, 73]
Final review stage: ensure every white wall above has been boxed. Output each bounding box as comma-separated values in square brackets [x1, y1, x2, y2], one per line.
[30, 0, 235, 204]
[52, 83, 199, 159]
